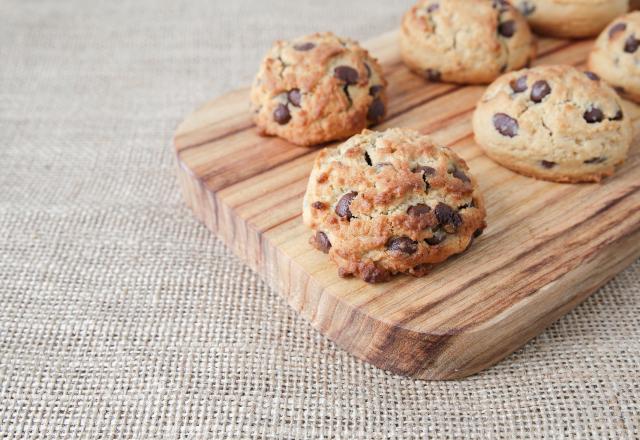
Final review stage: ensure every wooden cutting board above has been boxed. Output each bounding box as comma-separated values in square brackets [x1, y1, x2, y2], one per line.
[174, 31, 640, 380]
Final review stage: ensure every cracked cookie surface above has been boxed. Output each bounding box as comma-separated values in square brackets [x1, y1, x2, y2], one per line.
[589, 12, 640, 104]
[513, 0, 629, 38]
[302, 128, 486, 283]
[473, 65, 632, 183]
[400, 0, 536, 85]
[250, 32, 387, 147]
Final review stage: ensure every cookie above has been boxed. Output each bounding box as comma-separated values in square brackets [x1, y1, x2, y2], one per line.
[588, 12, 640, 104]
[472, 65, 632, 183]
[250, 32, 388, 147]
[302, 128, 486, 283]
[399, 0, 536, 84]
[513, 0, 629, 38]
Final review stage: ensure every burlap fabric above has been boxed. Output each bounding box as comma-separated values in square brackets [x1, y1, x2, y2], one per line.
[1, 1, 639, 438]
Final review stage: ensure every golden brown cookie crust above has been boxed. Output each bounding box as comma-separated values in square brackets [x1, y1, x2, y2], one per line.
[302, 128, 487, 283]
[472, 65, 632, 183]
[250, 32, 388, 147]
[588, 12, 640, 104]
[400, 0, 536, 84]
[514, 0, 629, 38]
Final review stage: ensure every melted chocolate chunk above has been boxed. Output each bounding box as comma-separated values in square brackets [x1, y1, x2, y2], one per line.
[362, 265, 390, 283]
[426, 2, 439, 13]
[426, 68, 441, 82]
[498, 20, 516, 38]
[367, 98, 385, 123]
[315, 231, 331, 253]
[452, 168, 470, 183]
[335, 191, 358, 220]
[273, 104, 291, 125]
[584, 157, 607, 164]
[369, 85, 383, 96]
[583, 107, 604, 123]
[311, 201, 326, 210]
[510, 75, 528, 93]
[609, 22, 627, 39]
[530, 80, 551, 103]
[611, 109, 624, 121]
[407, 203, 431, 217]
[435, 203, 462, 229]
[334, 65, 359, 85]
[584, 71, 600, 81]
[387, 236, 418, 254]
[473, 228, 484, 238]
[364, 151, 372, 166]
[624, 34, 639, 53]
[425, 229, 446, 246]
[294, 42, 315, 51]
[287, 89, 301, 107]
[540, 160, 556, 169]
[493, 113, 519, 137]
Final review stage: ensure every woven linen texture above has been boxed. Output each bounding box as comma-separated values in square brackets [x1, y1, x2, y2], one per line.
[1, 0, 638, 438]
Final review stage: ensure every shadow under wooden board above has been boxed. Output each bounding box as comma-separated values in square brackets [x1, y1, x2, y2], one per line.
[174, 31, 640, 380]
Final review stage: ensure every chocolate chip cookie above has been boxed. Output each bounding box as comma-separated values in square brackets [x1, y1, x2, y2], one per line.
[400, 0, 536, 84]
[302, 128, 486, 283]
[589, 12, 640, 104]
[513, 0, 629, 38]
[251, 32, 388, 147]
[473, 65, 632, 183]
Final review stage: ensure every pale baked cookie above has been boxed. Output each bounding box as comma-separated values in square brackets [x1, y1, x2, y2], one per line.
[589, 12, 640, 104]
[399, 0, 536, 84]
[302, 128, 486, 283]
[513, 0, 629, 38]
[250, 32, 388, 147]
[473, 65, 632, 182]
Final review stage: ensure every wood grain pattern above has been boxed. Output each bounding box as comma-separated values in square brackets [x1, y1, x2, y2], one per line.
[174, 31, 640, 380]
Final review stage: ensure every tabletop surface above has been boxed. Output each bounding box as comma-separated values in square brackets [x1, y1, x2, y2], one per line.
[1, 0, 639, 438]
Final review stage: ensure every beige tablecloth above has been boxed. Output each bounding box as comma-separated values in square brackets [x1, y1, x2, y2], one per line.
[1, 1, 639, 438]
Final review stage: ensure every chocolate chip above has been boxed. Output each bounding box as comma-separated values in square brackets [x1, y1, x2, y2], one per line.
[498, 20, 516, 38]
[624, 34, 639, 53]
[367, 98, 385, 123]
[335, 191, 357, 220]
[315, 231, 331, 253]
[294, 42, 315, 51]
[425, 229, 446, 246]
[311, 201, 326, 210]
[609, 22, 627, 39]
[518, 0, 536, 16]
[452, 168, 470, 183]
[293, 42, 316, 52]
[273, 104, 291, 125]
[426, 68, 441, 82]
[473, 228, 484, 238]
[362, 265, 390, 283]
[369, 85, 383, 96]
[584, 71, 600, 81]
[387, 236, 418, 254]
[583, 107, 604, 123]
[530, 80, 551, 103]
[615, 86, 626, 94]
[365, 63, 372, 79]
[584, 157, 607, 164]
[510, 75, 528, 93]
[414, 165, 436, 188]
[364, 151, 372, 166]
[611, 109, 624, 121]
[493, 113, 519, 137]
[407, 203, 431, 217]
[426, 2, 439, 12]
[435, 203, 462, 229]
[334, 65, 359, 85]
[540, 160, 556, 169]
[288, 89, 301, 107]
